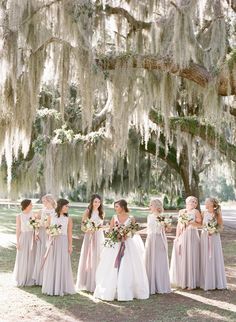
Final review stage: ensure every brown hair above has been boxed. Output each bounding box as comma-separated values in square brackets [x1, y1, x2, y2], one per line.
[87, 194, 104, 220]
[21, 199, 32, 211]
[55, 199, 69, 217]
[114, 199, 129, 213]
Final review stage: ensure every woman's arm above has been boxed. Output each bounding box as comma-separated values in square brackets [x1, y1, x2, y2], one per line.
[82, 209, 89, 222]
[175, 210, 182, 238]
[68, 217, 73, 254]
[217, 210, 223, 227]
[16, 215, 21, 249]
[109, 216, 115, 229]
[190, 209, 202, 228]
[45, 216, 51, 231]
[131, 216, 136, 224]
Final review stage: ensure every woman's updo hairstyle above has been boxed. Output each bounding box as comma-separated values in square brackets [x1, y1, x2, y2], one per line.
[114, 199, 129, 213]
[21, 199, 32, 211]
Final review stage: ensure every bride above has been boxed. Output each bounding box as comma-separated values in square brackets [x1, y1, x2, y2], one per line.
[93, 199, 149, 301]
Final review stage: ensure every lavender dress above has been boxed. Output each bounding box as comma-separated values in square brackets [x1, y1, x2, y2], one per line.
[42, 214, 75, 296]
[145, 214, 171, 294]
[13, 212, 36, 286]
[170, 211, 200, 289]
[32, 208, 56, 285]
[76, 211, 104, 292]
[200, 212, 227, 290]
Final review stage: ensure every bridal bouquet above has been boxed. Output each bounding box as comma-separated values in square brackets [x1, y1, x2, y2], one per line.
[178, 210, 194, 226]
[104, 222, 140, 247]
[203, 218, 219, 234]
[28, 217, 41, 230]
[81, 219, 102, 233]
[156, 215, 172, 228]
[46, 224, 62, 237]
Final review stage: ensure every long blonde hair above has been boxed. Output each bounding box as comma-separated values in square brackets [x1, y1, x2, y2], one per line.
[42, 194, 57, 208]
[206, 197, 221, 217]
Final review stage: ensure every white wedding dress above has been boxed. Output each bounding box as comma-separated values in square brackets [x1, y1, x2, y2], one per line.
[93, 215, 149, 301]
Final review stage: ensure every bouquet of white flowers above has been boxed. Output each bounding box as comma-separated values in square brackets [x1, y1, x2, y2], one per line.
[156, 215, 172, 228]
[203, 218, 219, 234]
[28, 217, 41, 230]
[178, 210, 194, 226]
[46, 224, 62, 237]
[81, 219, 102, 233]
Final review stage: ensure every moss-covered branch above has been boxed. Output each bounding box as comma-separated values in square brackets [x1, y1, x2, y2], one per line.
[95, 53, 236, 96]
[100, 4, 152, 32]
[149, 109, 236, 162]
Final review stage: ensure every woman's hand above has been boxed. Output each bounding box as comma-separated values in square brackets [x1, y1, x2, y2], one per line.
[16, 242, 20, 250]
[68, 245, 73, 254]
[165, 227, 172, 233]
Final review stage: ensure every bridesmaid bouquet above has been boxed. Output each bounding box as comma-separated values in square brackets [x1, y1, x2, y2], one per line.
[81, 219, 102, 233]
[104, 222, 140, 247]
[156, 215, 172, 228]
[203, 218, 219, 234]
[46, 224, 62, 237]
[178, 211, 194, 225]
[28, 217, 41, 230]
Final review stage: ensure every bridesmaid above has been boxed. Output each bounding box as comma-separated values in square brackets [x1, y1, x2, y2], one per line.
[13, 199, 36, 286]
[32, 194, 56, 285]
[200, 198, 227, 290]
[145, 199, 171, 294]
[170, 196, 202, 290]
[42, 198, 75, 296]
[76, 194, 105, 292]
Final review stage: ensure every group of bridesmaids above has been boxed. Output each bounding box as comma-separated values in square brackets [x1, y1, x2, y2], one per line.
[13, 193, 227, 300]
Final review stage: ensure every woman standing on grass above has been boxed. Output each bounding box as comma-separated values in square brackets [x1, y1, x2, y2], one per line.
[76, 194, 105, 292]
[94, 199, 149, 301]
[13, 199, 36, 286]
[170, 196, 202, 290]
[42, 198, 75, 296]
[145, 198, 171, 294]
[32, 194, 56, 285]
[200, 198, 227, 291]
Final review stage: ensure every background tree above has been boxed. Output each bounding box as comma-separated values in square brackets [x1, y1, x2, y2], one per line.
[0, 0, 235, 200]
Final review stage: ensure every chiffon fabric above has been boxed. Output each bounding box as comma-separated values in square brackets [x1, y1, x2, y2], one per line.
[13, 212, 36, 286]
[42, 214, 75, 296]
[145, 213, 171, 294]
[76, 211, 105, 292]
[200, 212, 227, 291]
[32, 208, 56, 285]
[170, 211, 200, 289]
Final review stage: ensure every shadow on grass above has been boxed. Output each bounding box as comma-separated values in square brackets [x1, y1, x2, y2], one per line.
[19, 286, 236, 322]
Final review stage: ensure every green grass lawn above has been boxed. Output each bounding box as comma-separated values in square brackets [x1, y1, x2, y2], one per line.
[0, 206, 236, 322]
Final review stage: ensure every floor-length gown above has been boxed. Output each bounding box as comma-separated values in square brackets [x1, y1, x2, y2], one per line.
[32, 208, 56, 285]
[76, 211, 104, 292]
[145, 214, 171, 294]
[42, 214, 75, 296]
[200, 212, 227, 291]
[170, 212, 200, 289]
[94, 215, 149, 301]
[13, 212, 36, 286]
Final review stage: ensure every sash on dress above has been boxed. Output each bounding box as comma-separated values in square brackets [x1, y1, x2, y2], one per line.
[114, 241, 126, 271]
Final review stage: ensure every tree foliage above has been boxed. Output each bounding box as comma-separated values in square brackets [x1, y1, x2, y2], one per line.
[0, 0, 235, 198]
